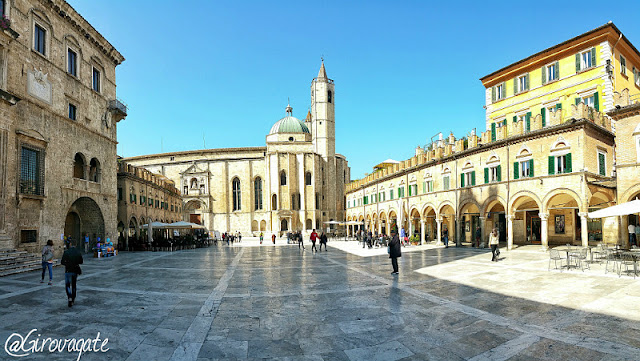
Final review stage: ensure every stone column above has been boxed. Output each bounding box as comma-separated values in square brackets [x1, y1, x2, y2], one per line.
[507, 215, 515, 250]
[420, 219, 425, 245]
[539, 213, 549, 251]
[579, 212, 589, 247]
[456, 216, 462, 247]
[436, 219, 442, 246]
[479, 216, 486, 247]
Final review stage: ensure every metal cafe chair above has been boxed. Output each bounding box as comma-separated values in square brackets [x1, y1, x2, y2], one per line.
[569, 247, 589, 271]
[548, 249, 565, 271]
[605, 248, 620, 274]
[618, 252, 638, 279]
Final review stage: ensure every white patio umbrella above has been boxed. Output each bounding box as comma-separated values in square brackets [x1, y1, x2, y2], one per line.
[165, 221, 206, 229]
[588, 199, 640, 218]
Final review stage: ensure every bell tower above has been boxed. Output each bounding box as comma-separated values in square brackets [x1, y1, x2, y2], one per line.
[311, 61, 335, 160]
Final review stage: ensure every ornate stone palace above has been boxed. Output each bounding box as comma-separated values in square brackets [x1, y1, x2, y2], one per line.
[125, 63, 349, 236]
[0, 0, 126, 254]
[345, 23, 640, 249]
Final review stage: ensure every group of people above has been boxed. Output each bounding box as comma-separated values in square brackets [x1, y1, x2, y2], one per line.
[222, 231, 242, 245]
[41, 239, 84, 308]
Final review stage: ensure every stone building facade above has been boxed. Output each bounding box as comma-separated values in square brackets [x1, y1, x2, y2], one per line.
[116, 159, 182, 247]
[345, 23, 640, 250]
[0, 0, 126, 254]
[125, 63, 349, 236]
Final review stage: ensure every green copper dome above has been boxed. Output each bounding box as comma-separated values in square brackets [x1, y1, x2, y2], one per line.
[269, 116, 310, 134]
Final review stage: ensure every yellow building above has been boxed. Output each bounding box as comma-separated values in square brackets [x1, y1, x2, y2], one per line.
[482, 22, 640, 137]
[345, 23, 640, 250]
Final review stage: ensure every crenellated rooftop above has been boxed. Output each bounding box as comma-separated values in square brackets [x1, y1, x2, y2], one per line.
[117, 161, 180, 195]
[346, 100, 620, 193]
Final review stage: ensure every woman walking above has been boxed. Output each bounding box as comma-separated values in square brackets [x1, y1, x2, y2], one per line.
[389, 230, 401, 274]
[41, 240, 54, 285]
[489, 228, 499, 262]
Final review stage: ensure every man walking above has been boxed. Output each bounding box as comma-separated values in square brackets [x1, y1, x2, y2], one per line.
[310, 229, 318, 252]
[272, 233, 276, 244]
[298, 231, 305, 250]
[475, 226, 481, 248]
[389, 230, 401, 274]
[319, 231, 328, 251]
[61, 240, 83, 307]
[629, 222, 637, 247]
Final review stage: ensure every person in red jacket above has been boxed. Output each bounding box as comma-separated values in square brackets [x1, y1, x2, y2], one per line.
[310, 229, 318, 252]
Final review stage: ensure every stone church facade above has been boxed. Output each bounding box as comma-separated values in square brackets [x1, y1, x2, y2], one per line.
[125, 63, 349, 236]
[0, 0, 126, 254]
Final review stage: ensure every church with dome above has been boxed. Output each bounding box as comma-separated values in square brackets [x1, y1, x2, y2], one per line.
[124, 62, 350, 237]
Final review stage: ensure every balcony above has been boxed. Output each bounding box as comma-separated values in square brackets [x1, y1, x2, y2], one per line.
[108, 98, 128, 122]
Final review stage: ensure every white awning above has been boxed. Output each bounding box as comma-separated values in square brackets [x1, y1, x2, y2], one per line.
[588, 200, 640, 219]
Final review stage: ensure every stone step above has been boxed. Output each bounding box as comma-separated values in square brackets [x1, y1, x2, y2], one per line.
[0, 254, 42, 266]
[0, 260, 60, 277]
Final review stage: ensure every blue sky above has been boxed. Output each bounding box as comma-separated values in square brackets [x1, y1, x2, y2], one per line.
[70, 1, 639, 179]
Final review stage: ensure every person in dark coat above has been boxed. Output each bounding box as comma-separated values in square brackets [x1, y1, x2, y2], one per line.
[319, 231, 328, 251]
[389, 231, 401, 274]
[61, 240, 83, 307]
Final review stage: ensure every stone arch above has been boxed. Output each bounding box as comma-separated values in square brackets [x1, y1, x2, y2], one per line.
[620, 184, 640, 203]
[458, 198, 481, 216]
[64, 197, 105, 249]
[437, 201, 456, 218]
[128, 216, 138, 238]
[260, 220, 266, 231]
[509, 190, 543, 215]
[543, 188, 584, 213]
[482, 195, 507, 216]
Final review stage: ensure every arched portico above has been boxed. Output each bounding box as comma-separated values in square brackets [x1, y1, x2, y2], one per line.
[64, 197, 105, 249]
[483, 197, 507, 247]
[409, 207, 421, 243]
[459, 200, 481, 246]
[438, 203, 455, 246]
[421, 205, 437, 243]
[509, 191, 542, 250]
[544, 189, 584, 247]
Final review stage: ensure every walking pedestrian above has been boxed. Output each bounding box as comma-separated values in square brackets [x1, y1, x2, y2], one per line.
[61, 240, 83, 307]
[310, 229, 318, 252]
[84, 233, 90, 254]
[389, 230, 401, 274]
[320, 231, 328, 251]
[260, 232, 263, 244]
[475, 226, 481, 248]
[489, 228, 499, 262]
[400, 227, 406, 246]
[41, 240, 54, 285]
[272, 233, 276, 244]
[629, 223, 637, 247]
[238, 231, 242, 243]
[443, 226, 449, 248]
[298, 231, 305, 250]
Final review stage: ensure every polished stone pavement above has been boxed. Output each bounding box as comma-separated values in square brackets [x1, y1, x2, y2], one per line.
[1, 240, 640, 361]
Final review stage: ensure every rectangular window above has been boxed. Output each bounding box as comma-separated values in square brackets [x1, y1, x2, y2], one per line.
[20, 146, 44, 196]
[21, 230, 37, 243]
[496, 83, 504, 100]
[620, 55, 626, 76]
[555, 154, 572, 174]
[463, 172, 471, 187]
[34, 24, 46, 55]
[634, 67, 640, 87]
[490, 166, 498, 182]
[92, 67, 101, 92]
[427, 180, 433, 192]
[547, 63, 556, 81]
[0, 0, 5, 17]
[583, 95, 595, 108]
[68, 103, 77, 120]
[68, 48, 77, 76]
[581, 50, 592, 70]
[520, 160, 531, 178]
[443, 176, 450, 190]
[543, 61, 559, 83]
[518, 74, 528, 93]
[598, 151, 606, 176]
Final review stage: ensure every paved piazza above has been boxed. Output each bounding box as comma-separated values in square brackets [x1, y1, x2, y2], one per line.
[1, 240, 640, 361]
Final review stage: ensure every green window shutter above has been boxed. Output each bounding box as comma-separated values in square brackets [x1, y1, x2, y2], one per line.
[460, 174, 465, 187]
[513, 162, 519, 180]
[491, 123, 496, 142]
[525, 73, 530, 90]
[513, 78, 518, 94]
[529, 159, 534, 177]
[471, 171, 476, 186]
[548, 156, 555, 175]
[390, 190, 393, 200]
[598, 153, 605, 176]
[591, 47, 596, 67]
[497, 165, 502, 181]
[594, 91, 599, 111]
[576, 53, 581, 72]
[541, 66, 547, 84]
[423, 182, 426, 193]
[575, 97, 581, 106]
[541, 107, 546, 127]
[513, 115, 517, 123]
[554, 61, 559, 79]
[408, 186, 412, 196]
[503, 119, 507, 127]
[491, 86, 496, 102]
[556, 103, 562, 110]
[525, 112, 531, 132]
[566, 153, 572, 173]
[484, 167, 489, 183]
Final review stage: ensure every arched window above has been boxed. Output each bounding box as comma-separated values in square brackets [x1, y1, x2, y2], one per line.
[89, 158, 100, 182]
[305, 172, 312, 186]
[190, 178, 198, 189]
[73, 153, 85, 179]
[328, 90, 332, 103]
[280, 170, 287, 186]
[254, 177, 263, 210]
[315, 192, 320, 210]
[232, 178, 241, 211]
[272, 194, 277, 210]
